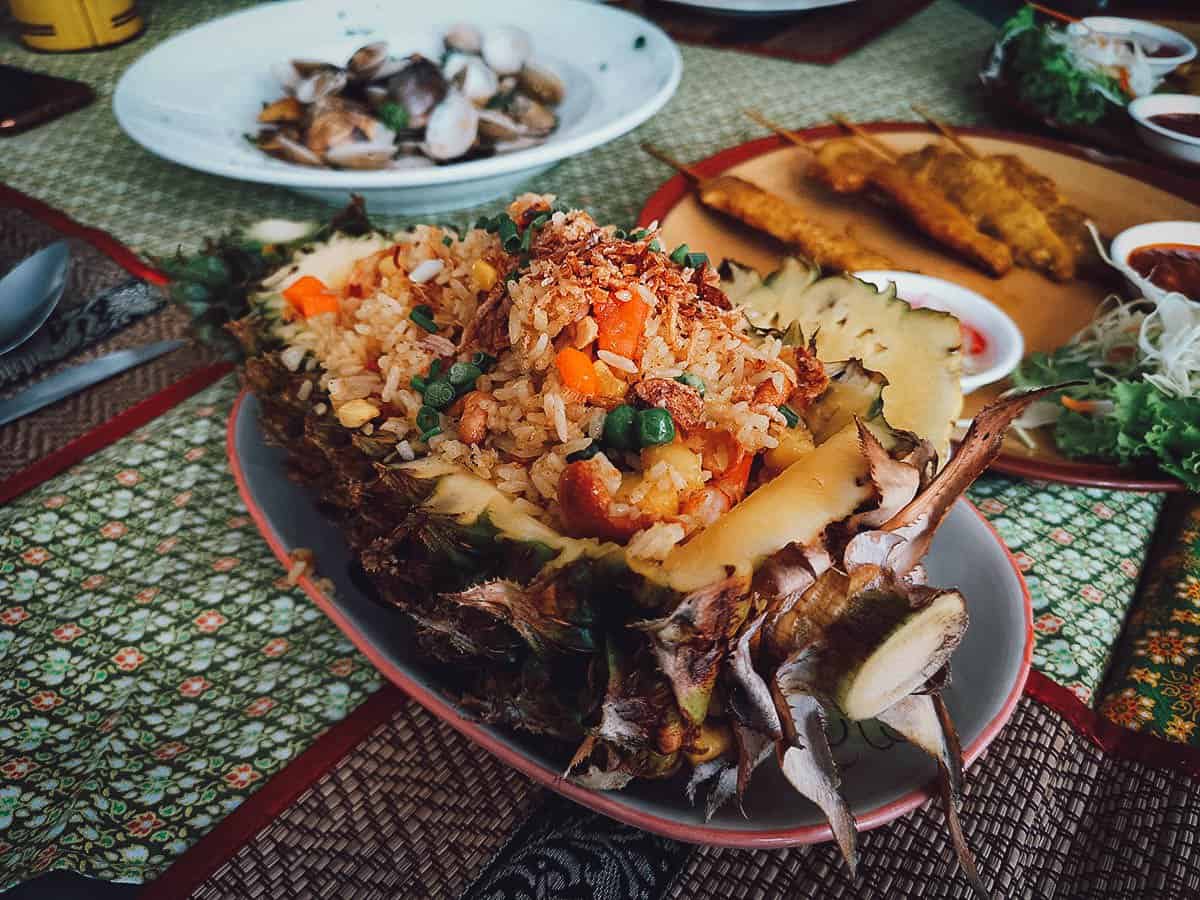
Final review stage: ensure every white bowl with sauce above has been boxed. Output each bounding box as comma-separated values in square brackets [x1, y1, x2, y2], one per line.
[1081, 17, 1197, 78]
[1128, 94, 1200, 167]
[1110, 220, 1200, 301]
[852, 271, 1024, 395]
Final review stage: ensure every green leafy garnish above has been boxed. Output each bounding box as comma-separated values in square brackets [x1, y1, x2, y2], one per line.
[377, 101, 409, 133]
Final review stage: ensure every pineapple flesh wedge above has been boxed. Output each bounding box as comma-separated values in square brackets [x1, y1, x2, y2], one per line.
[727, 259, 964, 465]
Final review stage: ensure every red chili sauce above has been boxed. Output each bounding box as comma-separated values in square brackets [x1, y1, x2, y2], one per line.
[1148, 113, 1200, 140]
[1128, 243, 1200, 297]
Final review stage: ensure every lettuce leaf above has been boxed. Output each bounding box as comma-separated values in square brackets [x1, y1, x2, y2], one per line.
[998, 6, 1123, 127]
[1014, 350, 1200, 490]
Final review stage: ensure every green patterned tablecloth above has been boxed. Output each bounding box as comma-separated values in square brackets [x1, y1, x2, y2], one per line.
[0, 0, 1186, 890]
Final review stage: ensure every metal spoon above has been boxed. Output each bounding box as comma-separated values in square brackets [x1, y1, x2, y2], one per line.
[0, 241, 70, 356]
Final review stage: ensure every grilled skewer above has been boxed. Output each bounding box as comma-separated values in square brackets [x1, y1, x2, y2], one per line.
[642, 143, 894, 273]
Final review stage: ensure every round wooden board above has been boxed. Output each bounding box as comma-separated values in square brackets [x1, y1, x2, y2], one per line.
[639, 124, 1200, 492]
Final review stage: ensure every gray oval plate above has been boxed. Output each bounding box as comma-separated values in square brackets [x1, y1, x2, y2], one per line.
[229, 390, 1032, 847]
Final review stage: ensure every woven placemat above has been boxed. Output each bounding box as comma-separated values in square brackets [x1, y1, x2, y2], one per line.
[176, 694, 1200, 899]
[185, 698, 543, 900]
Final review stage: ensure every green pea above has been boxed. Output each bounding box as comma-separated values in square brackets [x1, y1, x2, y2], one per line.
[471, 351, 497, 371]
[423, 381, 455, 409]
[674, 373, 706, 396]
[602, 404, 637, 450]
[636, 408, 676, 447]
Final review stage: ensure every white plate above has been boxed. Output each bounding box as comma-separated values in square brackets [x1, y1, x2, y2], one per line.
[229, 390, 1031, 846]
[113, 0, 681, 214]
[853, 270, 1025, 395]
[659, 0, 856, 15]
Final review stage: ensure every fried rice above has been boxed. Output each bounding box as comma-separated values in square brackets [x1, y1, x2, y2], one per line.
[257, 194, 828, 558]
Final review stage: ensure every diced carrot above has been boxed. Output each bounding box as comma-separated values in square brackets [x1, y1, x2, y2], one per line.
[283, 275, 339, 318]
[283, 275, 328, 304]
[556, 347, 599, 397]
[1061, 395, 1099, 414]
[298, 291, 339, 318]
[593, 292, 649, 360]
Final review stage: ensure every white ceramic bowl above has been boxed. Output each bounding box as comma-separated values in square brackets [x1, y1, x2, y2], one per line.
[1128, 94, 1200, 167]
[113, 0, 682, 214]
[1110, 220, 1200, 300]
[852, 271, 1024, 395]
[1081, 16, 1197, 78]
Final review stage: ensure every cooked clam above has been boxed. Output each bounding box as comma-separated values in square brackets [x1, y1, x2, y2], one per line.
[324, 142, 396, 170]
[444, 22, 482, 54]
[518, 62, 565, 106]
[477, 108, 525, 143]
[444, 53, 499, 105]
[422, 91, 479, 160]
[511, 93, 557, 136]
[254, 21, 561, 170]
[387, 55, 448, 127]
[305, 102, 393, 156]
[294, 68, 348, 105]
[481, 26, 531, 76]
[347, 41, 389, 81]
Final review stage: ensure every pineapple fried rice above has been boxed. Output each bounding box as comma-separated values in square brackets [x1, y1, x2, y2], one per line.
[256, 194, 827, 558]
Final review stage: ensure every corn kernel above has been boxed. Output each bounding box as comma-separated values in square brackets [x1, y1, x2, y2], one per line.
[336, 399, 380, 429]
[471, 259, 498, 292]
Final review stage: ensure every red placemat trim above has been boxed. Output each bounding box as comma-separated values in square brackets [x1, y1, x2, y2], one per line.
[0, 182, 168, 286]
[1024, 671, 1200, 780]
[141, 684, 407, 900]
[0, 362, 233, 505]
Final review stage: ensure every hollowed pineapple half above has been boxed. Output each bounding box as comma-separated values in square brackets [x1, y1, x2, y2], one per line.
[244, 251, 1031, 897]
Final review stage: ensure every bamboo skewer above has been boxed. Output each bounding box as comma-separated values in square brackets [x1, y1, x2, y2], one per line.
[743, 108, 814, 155]
[640, 142, 705, 183]
[829, 114, 897, 162]
[910, 105, 980, 159]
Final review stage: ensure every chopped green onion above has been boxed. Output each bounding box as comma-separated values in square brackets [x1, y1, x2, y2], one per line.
[565, 441, 601, 463]
[416, 406, 440, 433]
[602, 404, 637, 450]
[628, 228, 647, 241]
[423, 380, 455, 409]
[442, 235, 454, 247]
[648, 239, 662, 253]
[675, 373, 706, 396]
[636, 408, 675, 447]
[778, 404, 799, 428]
[376, 101, 409, 133]
[429, 359, 442, 379]
[684, 251, 709, 269]
[448, 361, 482, 388]
[669, 243, 690, 266]
[471, 351, 497, 371]
[410, 305, 438, 333]
[419, 426, 443, 442]
[613, 228, 627, 240]
[410, 375, 428, 394]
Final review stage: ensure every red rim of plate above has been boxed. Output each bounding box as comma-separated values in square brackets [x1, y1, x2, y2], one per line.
[227, 388, 1034, 848]
[636, 123, 1196, 494]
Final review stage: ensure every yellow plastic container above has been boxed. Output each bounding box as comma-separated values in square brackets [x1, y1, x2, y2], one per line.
[10, 0, 143, 52]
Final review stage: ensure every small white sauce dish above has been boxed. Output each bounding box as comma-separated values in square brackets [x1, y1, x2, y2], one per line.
[1109, 220, 1200, 301]
[1128, 94, 1200, 167]
[1081, 16, 1197, 78]
[852, 271, 1024, 395]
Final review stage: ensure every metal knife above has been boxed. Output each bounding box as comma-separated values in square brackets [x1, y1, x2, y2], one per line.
[0, 339, 186, 427]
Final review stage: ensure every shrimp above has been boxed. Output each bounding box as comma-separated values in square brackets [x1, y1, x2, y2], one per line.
[558, 460, 653, 542]
[678, 449, 753, 529]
